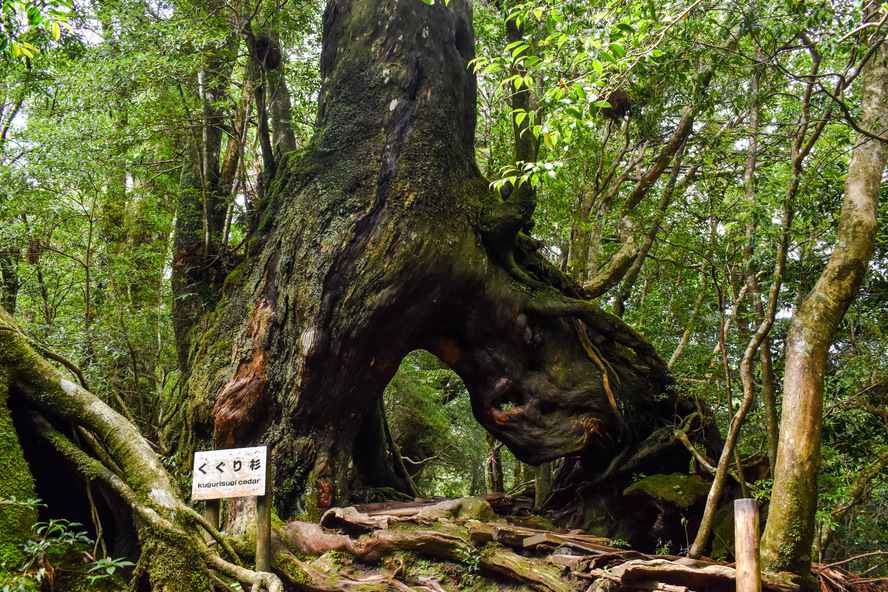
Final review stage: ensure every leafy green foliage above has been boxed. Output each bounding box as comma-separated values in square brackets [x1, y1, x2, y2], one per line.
[87, 556, 135, 586]
[2, 514, 132, 591]
[0, 0, 73, 61]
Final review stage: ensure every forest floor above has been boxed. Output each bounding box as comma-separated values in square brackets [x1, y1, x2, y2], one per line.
[262, 495, 882, 592]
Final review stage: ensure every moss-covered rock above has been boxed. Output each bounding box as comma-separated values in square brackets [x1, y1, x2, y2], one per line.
[514, 515, 559, 532]
[416, 497, 501, 523]
[623, 473, 711, 510]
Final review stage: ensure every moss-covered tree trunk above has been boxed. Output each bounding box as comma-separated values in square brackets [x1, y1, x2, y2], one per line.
[179, 0, 674, 522]
[759, 23, 888, 585]
[0, 310, 222, 591]
[0, 367, 37, 571]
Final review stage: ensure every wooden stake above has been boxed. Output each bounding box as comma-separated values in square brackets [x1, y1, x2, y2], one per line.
[734, 498, 762, 592]
[203, 499, 220, 543]
[256, 450, 272, 572]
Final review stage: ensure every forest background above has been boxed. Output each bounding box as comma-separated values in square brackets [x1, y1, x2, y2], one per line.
[1, 0, 888, 587]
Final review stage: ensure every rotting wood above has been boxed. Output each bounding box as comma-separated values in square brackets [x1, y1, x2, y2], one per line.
[468, 523, 495, 545]
[352, 498, 444, 514]
[522, 532, 613, 555]
[277, 520, 359, 556]
[631, 582, 690, 592]
[410, 575, 450, 592]
[489, 524, 609, 552]
[549, 553, 588, 571]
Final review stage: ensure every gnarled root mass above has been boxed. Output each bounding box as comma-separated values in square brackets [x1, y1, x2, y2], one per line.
[0, 308, 282, 592]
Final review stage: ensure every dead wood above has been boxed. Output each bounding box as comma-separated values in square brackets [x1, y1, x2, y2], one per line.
[320, 506, 390, 533]
[813, 564, 888, 592]
[352, 498, 445, 514]
[272, 500, 880, 592]
[522, 532, 613, 555]
[600, 558, 799, 592]
[278, 520, 359, 556]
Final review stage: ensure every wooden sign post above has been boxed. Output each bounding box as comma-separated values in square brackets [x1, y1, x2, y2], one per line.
[203, 499, 220, 543]
[734, 498, 762, 592]
[192, 445, 271, 572]
[255, 457, 272, 572]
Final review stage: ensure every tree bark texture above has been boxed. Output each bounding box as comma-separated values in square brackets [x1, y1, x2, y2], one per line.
[0, 245, 19, 314]
[759, 36, 888, 581]
[180, 0, 674, 520]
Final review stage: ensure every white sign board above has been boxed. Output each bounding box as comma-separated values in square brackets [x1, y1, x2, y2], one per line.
[191, 445, 267, 500]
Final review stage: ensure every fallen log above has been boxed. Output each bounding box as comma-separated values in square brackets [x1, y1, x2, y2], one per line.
[596, 558, 800, 592]
[278, 521, 573, 591]
[323, 497, 501, 529]
[352, 498, 445, 513]
[522, 532, 614, 555]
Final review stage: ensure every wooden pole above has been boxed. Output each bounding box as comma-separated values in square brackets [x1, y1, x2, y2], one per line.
[203, 499, 220, 543]
[256, 449, 272, 572]
[734, 498, 762, 592]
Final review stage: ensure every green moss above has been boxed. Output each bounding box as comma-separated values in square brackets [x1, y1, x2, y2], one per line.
[0, 374, 38, 567]
[0, 573, 40, 592]
[271, 509, 285, 529]
[515, 515, 558, 532]
[223, 262, 246, 289]
[709, 502, 735, 561]
[45, 541, 122, 592]
[135, 530, 214, 592]
[623, 473, 711, 509]
[208, 339, 231, 361]
[581, 504, 610, 538]
[297, 482, 323, 524]
[275, 552, 312, 585]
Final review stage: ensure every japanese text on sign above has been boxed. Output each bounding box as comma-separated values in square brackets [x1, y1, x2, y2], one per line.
[191, 446, 267, 500]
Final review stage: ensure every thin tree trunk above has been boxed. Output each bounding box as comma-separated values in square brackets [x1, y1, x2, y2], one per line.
[613, 153, 697, 318]
[760, 28, 887, 581]
[740, 50, 779, 474]
[689, 198, 790, 557]
[667, 266, 708, 369]
[486, 433, 504, 494]
[0, 244, 19, 314]
[534, 462, 552, 507]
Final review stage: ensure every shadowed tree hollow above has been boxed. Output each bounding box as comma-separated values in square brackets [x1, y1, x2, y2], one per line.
[175, 0, 678, 520]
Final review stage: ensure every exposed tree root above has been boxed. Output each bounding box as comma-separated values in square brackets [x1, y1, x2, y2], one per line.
[271, 497, 806, 592]
[0, 308, 282, 592]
